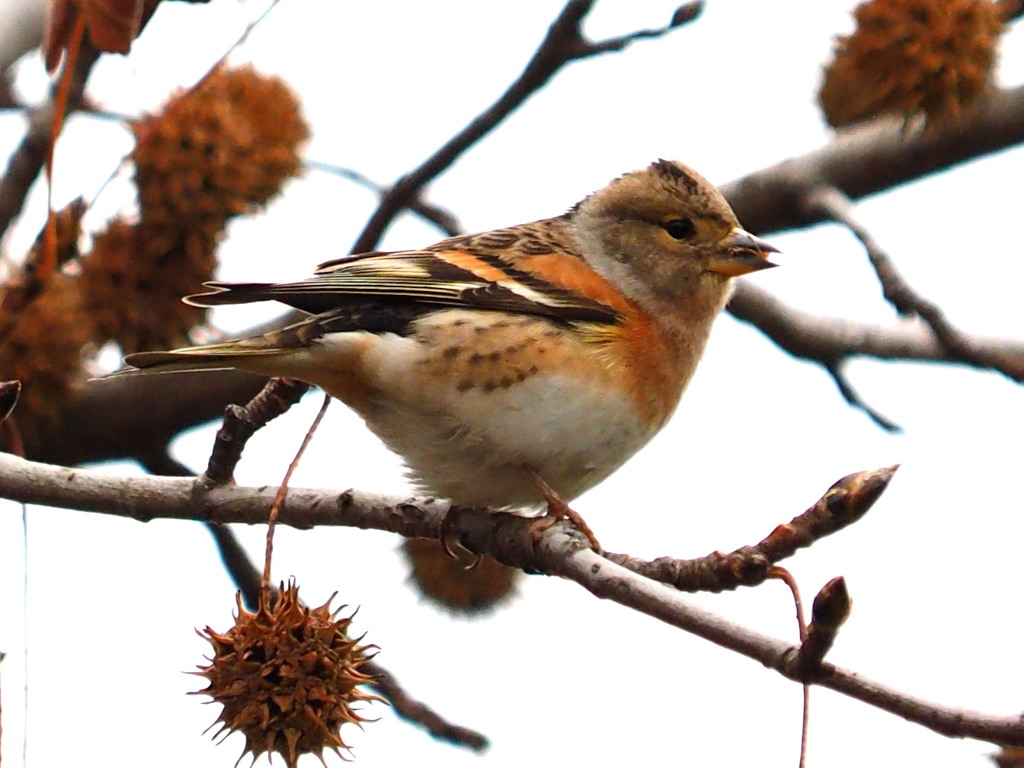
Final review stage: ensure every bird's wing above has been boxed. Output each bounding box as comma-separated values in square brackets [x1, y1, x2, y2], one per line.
[186, 248, 621, 326]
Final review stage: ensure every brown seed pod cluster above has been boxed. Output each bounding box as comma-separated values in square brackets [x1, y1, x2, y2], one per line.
[820, 0, 1005, 128]
[195, 582, 378, 767]
[132, 63, 308, 239]
[78, 64, 309, 352]
[0, 272, 92, 447]
[402, 537, 520, 615]
[76, 217, 212, 352]
[0, 201, 91, 447]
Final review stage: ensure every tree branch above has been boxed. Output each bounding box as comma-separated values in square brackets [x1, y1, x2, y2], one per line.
[719, 84, 1024, 236]
[349, 0, 702, 253]
[803, 185, 1024, 381]
[727, 283, 1024, 371]
[0, 452, 1020, 747]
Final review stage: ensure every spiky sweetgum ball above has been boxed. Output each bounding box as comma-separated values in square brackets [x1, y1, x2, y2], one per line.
[133, 64, 309, 238]
[820, 0, 1005, 128]
[195, 582, 378, 767]
[78, 217, 210, 352]
[402, 537, 519, 615]
[81, 66, 308, 353]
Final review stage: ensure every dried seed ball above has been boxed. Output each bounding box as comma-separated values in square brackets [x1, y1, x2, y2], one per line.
[196, 582, 379, 767]
[133, 64, 309, 236]
[0, 272, 92, 445]
[820, 0, 1005, 128]
[77, 218, 213, 352]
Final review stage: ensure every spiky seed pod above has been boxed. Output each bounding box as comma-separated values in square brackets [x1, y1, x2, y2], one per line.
[77, 218, 213, 352]
[820, 0, 1005, 128]
[94, 65, 308, 353]
[402, 537, 519, 615]
[132, 64, 309, 239]
[196, 582, 378, 767]
[0, 272, 93, 446]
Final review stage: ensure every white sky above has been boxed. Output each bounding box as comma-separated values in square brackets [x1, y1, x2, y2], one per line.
[1, 1, 1023, 767]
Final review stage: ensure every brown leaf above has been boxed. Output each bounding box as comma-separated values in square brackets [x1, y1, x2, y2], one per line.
[43, 0, 144, 72]
[81, 0, 143, 54]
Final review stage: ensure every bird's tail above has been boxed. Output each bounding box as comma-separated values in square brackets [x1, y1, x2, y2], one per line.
[117, 342, 283, 375]
[182, 282, 278, 307]
[112, 319, 324, 376]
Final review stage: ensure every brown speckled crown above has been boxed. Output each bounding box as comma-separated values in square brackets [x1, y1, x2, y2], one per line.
[820, 0, 1005, 128]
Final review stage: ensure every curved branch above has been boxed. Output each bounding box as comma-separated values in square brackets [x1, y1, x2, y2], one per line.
[0, 452, 1021, 747]
[719, 84, 1024, 236]
[728, 283, 1024, 368]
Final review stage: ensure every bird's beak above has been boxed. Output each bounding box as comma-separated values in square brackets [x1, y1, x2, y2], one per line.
[708, 227, 780, 277]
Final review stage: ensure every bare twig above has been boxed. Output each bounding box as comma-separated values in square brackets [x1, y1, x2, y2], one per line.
[804, 185, 1024, 382]
[789, 576, 852, 678]
[350, 0, 702, 253]
[602, 466, 898, 592]
[306, 160, 462, 237]
[261, 393, 330, 597]
[825, 361, 901, 433]
[0, 45, 98, 242]
[0, 453, 1018, 746]
[727, 283, 1024, 373]
[201, 377, 310, 487]
[363, 661, 489, 752]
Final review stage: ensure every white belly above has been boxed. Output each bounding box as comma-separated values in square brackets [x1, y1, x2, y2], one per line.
[301, 320, 660, 510]
[365, 369, 654, 509]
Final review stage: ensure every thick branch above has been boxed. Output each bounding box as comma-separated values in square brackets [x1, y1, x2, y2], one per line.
[727, 283, 1024, 368]
[719, 84, 1024, 236]
[0, 452, 1021, 747]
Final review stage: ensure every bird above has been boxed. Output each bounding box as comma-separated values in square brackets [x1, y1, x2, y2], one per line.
[121, 159, 778, 550]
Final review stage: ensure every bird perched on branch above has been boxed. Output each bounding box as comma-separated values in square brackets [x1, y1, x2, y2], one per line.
[121, 160, 778, 550]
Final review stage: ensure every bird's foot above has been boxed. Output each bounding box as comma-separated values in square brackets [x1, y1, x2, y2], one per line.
[525, 468, 602, 552]
[438, 505, 484, 568]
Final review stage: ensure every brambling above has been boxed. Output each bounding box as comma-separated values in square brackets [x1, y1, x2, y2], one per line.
[122, 160, 778, 550]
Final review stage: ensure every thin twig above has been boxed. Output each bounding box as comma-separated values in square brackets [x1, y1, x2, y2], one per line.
[0, 43, 98, 242]
[363, 661, 489, 752]
[804, 185, 1024, 382]
[201, 377, 310, 486]
[350, 0, 702, 253]
[825, 361, 901, 433]
[306, 160, 462, 237]
[261, 393, 330, 597]
[601, 466, 898, 592]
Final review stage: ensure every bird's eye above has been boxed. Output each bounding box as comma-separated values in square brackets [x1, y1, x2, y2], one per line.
[662, 218, 696, 240]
